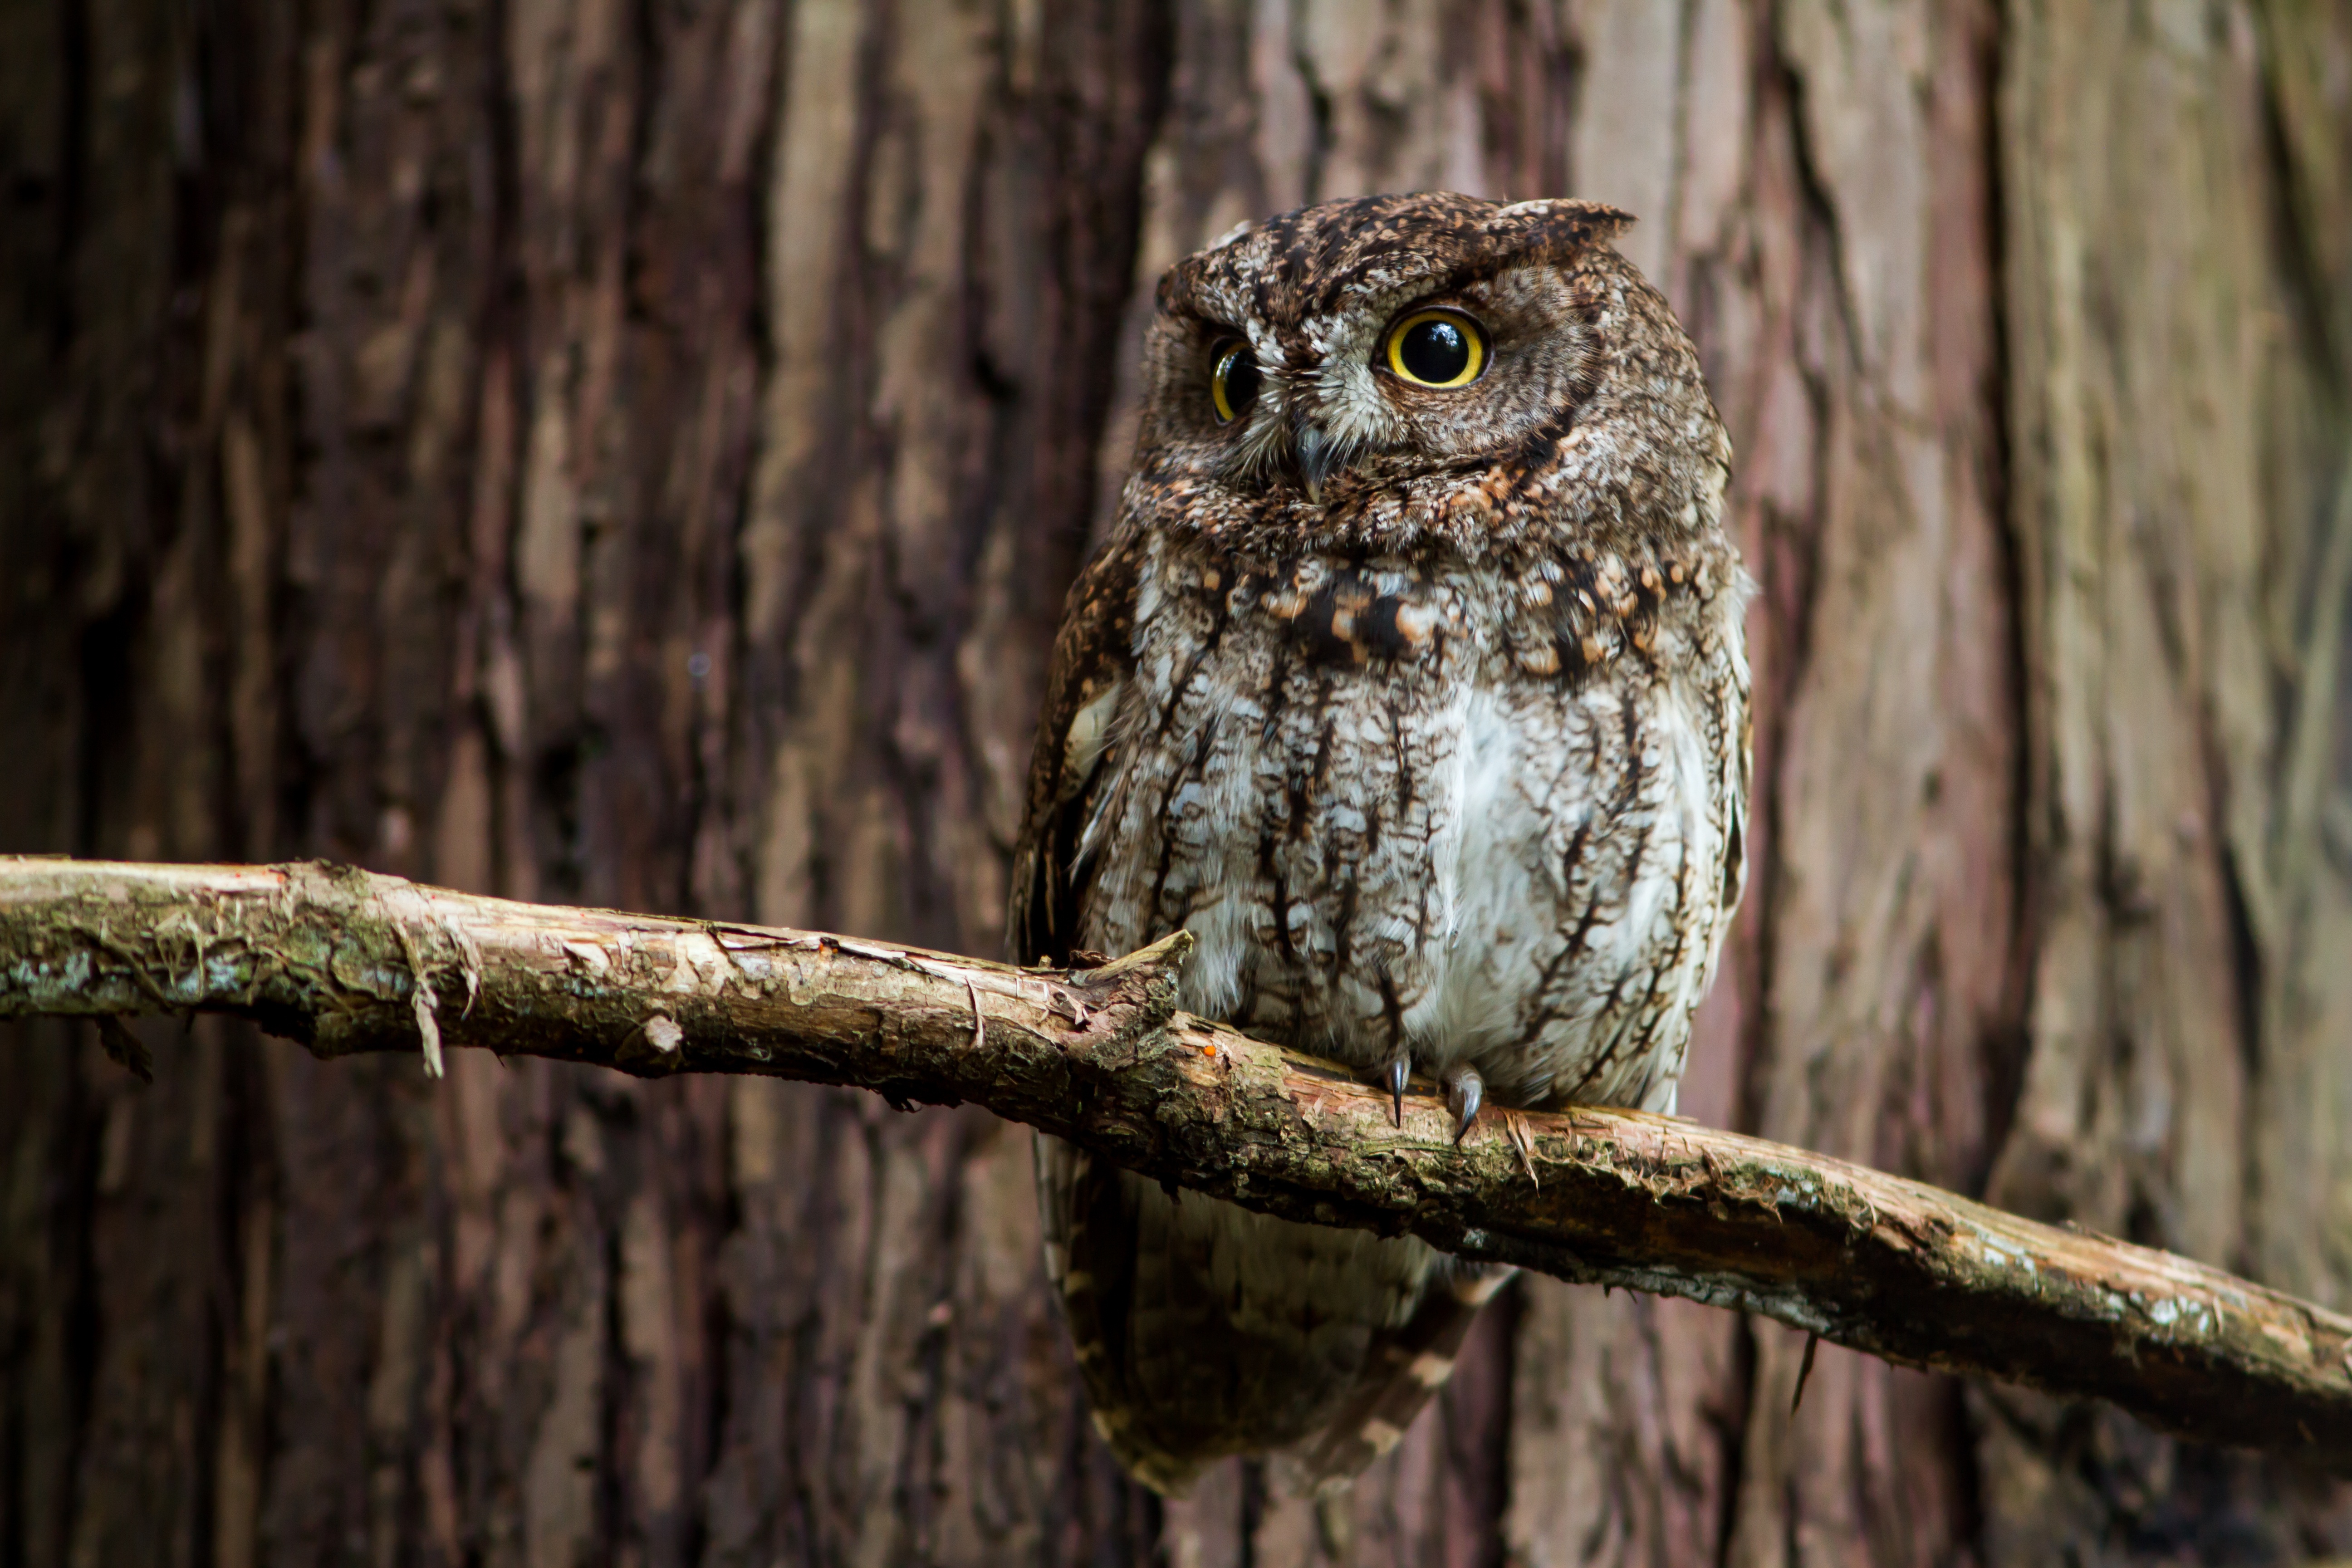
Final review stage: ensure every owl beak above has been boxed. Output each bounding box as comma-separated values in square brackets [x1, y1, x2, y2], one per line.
[1294, 421, 1339, 504]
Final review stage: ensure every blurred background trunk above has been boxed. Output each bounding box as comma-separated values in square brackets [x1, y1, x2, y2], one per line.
[3, 0, 2350, 1563]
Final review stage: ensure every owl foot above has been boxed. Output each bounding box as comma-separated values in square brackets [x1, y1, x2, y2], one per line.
[1442, 1065, 1483, 1144]
[1385, 1054, 1411, 1127]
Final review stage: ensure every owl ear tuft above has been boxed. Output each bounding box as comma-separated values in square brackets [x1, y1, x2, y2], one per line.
[1486, 198, 1637, 263]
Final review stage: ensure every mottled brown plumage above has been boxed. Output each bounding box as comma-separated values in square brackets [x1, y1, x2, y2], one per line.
[1012, 192, 1750, 1497]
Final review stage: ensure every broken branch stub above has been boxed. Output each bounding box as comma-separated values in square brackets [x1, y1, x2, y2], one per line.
[3, 856, 2350, 1468]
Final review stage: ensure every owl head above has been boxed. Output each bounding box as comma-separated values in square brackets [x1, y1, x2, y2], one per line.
[1123, 192, 1730, 562]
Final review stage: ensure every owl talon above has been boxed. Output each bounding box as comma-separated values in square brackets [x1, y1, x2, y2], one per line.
[1386, 1055, 1410, 1127]
[1444, 1066, 1483, 1144]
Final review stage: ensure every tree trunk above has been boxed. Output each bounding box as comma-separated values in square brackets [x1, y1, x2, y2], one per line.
[2, 1, 2347, 1565]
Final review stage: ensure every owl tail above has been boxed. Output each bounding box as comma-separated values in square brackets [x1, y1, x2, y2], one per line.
[1034, 1134, 1511, 1498]
[1269, 1255, 1513, 1497]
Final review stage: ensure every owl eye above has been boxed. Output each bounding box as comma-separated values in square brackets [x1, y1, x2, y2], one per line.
[1211, 342, 1261, 424]
[1383, 310, 1486, 388]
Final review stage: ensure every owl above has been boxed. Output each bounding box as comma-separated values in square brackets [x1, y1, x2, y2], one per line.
[1010, 192, 1749, 1497]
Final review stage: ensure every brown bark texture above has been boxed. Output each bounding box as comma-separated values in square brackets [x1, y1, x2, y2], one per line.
[0, 1, 2348, 1565]
[12, 858, 2352, 1475]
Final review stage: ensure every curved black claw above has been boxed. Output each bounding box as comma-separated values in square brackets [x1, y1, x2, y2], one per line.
[1386, 1055, 1410, 1127]
[1443, 1064, 1484, 1145]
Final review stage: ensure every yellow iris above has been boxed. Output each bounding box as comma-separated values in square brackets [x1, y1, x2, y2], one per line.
[1384, 310, 1486, 388]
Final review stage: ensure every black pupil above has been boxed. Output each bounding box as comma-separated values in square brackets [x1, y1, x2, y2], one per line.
[1400, 318, 1470, 382]
[1220, 349, 1260, 415]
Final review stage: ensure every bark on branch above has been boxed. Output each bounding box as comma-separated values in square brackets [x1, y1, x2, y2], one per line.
[5, 857, 2349, 1467]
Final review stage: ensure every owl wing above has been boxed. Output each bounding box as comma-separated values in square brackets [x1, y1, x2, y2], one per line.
[1014, 534, 1514, 1501]
[1013, 533, 1205, 1486]
[1009, 530, 1145, 970]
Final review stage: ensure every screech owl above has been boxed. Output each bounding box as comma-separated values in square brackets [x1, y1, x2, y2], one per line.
[1010, 192, 1750, 1497]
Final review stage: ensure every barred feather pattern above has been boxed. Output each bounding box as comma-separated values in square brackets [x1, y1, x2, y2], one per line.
[1013, 193, 1749, 1498]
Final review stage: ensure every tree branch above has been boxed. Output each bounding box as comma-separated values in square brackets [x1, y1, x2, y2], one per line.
[5, 857, 2349, 1466]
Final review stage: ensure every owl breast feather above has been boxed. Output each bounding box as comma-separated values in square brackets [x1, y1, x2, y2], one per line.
[1077, 529, 1748, 1116]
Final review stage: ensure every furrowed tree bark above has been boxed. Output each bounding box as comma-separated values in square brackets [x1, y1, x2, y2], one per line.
[10, 858, 2352, 1472]
[6, 0, 2352, 1563]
